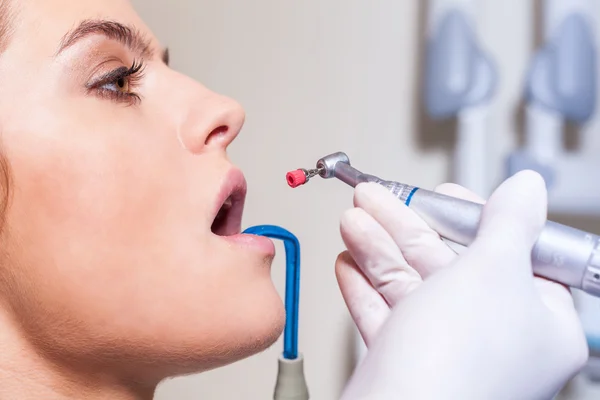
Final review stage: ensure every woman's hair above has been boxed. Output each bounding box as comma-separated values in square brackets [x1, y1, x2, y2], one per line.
[0, 2, 13, 229]
[0, 155, 10, 230]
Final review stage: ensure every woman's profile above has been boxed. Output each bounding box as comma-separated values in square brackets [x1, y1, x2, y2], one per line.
[0, 1, 285, 398]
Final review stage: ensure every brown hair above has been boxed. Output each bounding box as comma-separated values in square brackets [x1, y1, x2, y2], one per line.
[0, 1, 14, 228]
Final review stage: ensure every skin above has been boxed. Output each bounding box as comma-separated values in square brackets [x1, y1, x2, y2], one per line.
[0, 0, 285, 398]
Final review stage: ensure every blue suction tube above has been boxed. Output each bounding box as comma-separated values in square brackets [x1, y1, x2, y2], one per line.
[242, 225, 301, 360]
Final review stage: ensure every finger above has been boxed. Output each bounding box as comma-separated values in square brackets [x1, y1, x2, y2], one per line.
[335, 251, 391, 347]
[469, 170, 548, 278]
[340, 207, 422, 306]
[353, 182, 456, 278]
[533, 277, 575, 316]
[534, 277, 588, 364]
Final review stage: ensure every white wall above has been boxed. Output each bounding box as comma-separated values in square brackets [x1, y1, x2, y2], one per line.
[130, 1, 600, 399]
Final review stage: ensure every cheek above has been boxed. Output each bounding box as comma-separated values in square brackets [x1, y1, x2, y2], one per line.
[0, 102, 194, 292]
[6, 100, 182, 233]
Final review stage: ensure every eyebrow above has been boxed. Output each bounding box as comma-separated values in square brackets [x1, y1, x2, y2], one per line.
[56, 19, 169, 64]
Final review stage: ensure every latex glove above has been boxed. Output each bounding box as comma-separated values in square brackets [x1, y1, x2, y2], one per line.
[336, 171, 588, 400]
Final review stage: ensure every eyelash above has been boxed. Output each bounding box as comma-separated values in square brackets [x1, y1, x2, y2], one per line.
[87, 60, 146, 106]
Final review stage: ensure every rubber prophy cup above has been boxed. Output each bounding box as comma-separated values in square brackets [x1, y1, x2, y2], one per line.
[286, 170, 307, 188]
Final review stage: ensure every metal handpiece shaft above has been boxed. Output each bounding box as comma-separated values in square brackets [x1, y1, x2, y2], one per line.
[318, 155, 600, 297]
[404, 187, 600, 297]
[324, 161, 381, 187]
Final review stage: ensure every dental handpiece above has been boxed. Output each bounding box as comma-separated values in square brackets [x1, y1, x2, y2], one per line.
[286, 152, 600, 298]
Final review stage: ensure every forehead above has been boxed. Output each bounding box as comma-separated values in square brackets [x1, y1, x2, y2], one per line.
[9, 0, 156, 57]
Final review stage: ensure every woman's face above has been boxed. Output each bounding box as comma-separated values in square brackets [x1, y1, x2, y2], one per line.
[0, 0, 284, 380]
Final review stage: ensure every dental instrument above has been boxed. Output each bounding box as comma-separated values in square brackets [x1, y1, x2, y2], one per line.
[508, 0, 598, 215]
[287, 152, 600, 298]
[425, 0, 497, 198]
[242, 225, 309, 400]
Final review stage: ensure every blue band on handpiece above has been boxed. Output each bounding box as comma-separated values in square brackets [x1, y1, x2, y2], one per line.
[405, 187, 419, 206]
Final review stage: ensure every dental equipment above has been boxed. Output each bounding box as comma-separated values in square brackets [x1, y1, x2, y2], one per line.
[425, 0, 497, 197]
[287, 152, 600, 298]
[508, 0, 598, 215]
[242, 225, 309, 400]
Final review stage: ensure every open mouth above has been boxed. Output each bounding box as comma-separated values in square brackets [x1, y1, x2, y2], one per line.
[211, 170, 247, 236]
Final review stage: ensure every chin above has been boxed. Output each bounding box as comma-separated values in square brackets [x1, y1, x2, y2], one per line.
[221, 281, 286, 364]
[249, 294, 286, 353]
[158, 282, 286, 379]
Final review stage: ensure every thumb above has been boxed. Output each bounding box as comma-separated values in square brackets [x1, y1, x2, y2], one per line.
[469, 170, 548, 276]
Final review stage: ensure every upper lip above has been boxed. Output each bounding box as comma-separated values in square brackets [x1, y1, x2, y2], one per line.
[211, 168, 247, 236]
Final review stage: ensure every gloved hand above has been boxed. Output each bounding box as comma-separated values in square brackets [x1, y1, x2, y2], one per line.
[336, 171, 588, 400]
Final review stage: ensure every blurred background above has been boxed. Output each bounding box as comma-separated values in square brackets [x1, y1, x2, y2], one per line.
[132, 0, 600, 398]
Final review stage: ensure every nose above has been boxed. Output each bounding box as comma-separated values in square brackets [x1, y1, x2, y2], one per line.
[177, 87, 246, 154]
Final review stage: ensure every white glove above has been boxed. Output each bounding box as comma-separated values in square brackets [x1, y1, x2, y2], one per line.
[336, 171, 588, 400]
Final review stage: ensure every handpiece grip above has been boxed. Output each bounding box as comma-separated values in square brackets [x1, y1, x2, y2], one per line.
[399, 186, 600, 297]
[319, 156, 600, 296]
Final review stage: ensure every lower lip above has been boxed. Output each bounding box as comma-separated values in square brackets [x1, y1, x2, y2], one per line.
[221, 233, 276, 255]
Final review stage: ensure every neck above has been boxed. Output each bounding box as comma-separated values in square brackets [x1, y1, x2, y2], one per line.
[0, 309, 156, 400]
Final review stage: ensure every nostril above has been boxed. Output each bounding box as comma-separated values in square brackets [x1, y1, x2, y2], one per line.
[205, 125, 229, 146]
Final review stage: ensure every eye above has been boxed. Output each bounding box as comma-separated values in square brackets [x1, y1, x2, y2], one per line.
[86, 60, 145, 105]
[113, 76, 129, 92]
[98, 73, 132, 97]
